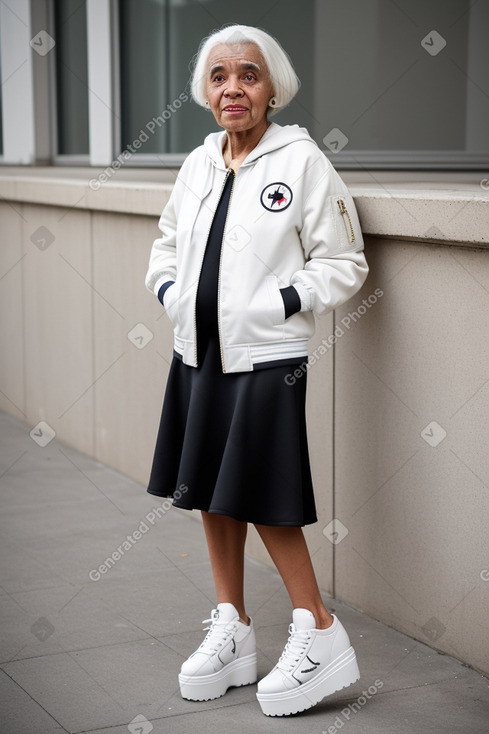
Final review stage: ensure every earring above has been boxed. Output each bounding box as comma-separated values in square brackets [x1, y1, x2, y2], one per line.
[269, 96, 277, 107]
[204, 100, 210, 108]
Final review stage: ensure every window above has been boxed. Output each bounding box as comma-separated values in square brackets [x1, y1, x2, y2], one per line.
[115, 0, 489, 167]
[0, 0, 487, 168]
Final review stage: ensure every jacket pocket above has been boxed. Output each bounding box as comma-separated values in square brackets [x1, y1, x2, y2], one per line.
[266, 274, 286, 325]
[163, 281, 179, 325]
[249, 274, 285, 327]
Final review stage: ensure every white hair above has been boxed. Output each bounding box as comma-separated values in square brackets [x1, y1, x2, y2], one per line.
[190, 24, 300, 115]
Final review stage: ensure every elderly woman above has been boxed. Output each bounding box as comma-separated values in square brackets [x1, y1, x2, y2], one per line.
[145, 25, 368, 717]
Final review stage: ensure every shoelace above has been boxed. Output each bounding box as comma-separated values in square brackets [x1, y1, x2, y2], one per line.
[198, 610, 237, 655]
[276, 623, 311, 673]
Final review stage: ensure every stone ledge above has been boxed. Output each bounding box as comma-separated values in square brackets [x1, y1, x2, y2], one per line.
[0, 167, 487, 247]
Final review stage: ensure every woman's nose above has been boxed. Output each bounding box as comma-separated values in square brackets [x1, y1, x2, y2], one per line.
[224, 77, 243, 97]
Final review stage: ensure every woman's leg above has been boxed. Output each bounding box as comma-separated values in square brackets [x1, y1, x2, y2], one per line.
[254, 524, 334, 629]
[179, 512, 256, 701]
[201, 510, 249, 623]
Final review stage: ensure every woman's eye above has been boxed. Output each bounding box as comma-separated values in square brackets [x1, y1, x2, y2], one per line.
[244, 74, 255, 82]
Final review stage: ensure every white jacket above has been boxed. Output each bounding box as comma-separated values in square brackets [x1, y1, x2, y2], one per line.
[145, 122, 368, 373]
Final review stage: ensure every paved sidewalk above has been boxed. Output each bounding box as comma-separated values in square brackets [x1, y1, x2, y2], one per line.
[0, 410, 488, 734]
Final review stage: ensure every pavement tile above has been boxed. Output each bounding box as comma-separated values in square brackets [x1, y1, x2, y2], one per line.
[0, 668, 67, 733]
[0, 585, 150, 663]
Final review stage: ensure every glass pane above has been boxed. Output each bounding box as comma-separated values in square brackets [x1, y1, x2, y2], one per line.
[119, 0, 168, 154]
[54, 0, 89, 155]
[310, 0, 489, 154]
[119, 0, 489, 162]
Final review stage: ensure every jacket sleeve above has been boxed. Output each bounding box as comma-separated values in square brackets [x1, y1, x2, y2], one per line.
[144, 186, 178, 297]
[291, 156, 368, 316]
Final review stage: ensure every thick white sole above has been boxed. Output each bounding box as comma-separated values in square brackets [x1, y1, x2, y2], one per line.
[179, 652, 258, 701]
[256, 646, 360, 717]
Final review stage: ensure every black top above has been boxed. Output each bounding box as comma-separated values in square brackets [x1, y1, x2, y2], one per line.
[195, 169, 235, 364]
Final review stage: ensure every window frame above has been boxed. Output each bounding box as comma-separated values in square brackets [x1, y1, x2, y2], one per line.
[0, 0, 38, 165]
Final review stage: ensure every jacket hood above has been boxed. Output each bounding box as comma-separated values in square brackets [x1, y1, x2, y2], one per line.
[203, 122, 315, 169]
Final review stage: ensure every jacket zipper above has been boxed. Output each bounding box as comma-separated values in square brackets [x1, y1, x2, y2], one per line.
[337, 198, 355, 244]
[192, 168, 233, 368]
[217, 168, 236, 373]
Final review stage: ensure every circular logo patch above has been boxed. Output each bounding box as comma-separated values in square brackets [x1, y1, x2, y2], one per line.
[260, 182, 293, 212]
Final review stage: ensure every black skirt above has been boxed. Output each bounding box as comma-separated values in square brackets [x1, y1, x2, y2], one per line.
[146, 170, 317, 526]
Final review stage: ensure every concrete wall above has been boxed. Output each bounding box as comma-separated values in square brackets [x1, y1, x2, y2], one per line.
[1, 182, 488, 676]
[334, 238, 489, 674]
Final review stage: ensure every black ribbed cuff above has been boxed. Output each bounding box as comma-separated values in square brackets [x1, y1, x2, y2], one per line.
[280, 285, 302, 319]
[157, 280, 175, 306]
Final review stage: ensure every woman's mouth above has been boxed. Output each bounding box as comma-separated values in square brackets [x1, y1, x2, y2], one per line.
[223, 105, 248, 115]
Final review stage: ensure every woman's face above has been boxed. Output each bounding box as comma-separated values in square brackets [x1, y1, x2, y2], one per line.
[205, 42, 274, 134]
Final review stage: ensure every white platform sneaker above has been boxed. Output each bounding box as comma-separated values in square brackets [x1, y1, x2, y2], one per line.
[256, 609, 360, 716]
[178, 602, 257, 701]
